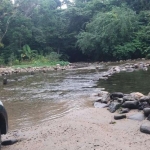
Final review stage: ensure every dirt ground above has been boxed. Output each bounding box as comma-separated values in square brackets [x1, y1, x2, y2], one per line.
[2, 108, 150, 150]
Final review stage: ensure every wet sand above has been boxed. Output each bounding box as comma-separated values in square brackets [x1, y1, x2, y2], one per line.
[2, 108, 150, 150]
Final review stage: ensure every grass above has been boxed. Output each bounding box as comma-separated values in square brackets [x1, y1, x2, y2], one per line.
[12, 61, 69, 69]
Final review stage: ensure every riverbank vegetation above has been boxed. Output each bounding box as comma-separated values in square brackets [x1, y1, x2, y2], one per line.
[0, 0, 150, 64]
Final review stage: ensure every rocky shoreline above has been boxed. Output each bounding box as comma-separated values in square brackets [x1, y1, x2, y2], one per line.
[0, 63, 74, 77]
[0, 59, 149, 77]
[94, 60, 150, 134]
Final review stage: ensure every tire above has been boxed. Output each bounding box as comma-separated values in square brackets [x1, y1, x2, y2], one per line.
[0, 131, 1, 150]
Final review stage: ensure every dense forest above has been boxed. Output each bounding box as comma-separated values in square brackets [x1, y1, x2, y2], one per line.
[0, 0, 150, 64]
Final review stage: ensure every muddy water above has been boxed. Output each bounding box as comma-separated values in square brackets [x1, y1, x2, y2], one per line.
[0, 66, 103, 131]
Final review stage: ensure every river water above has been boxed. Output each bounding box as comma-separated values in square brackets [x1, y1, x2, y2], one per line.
[0, 64, 103, 131]
[1, 62, 150, 131]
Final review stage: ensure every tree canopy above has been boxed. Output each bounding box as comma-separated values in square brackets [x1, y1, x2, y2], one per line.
[0, 0, 150, 64]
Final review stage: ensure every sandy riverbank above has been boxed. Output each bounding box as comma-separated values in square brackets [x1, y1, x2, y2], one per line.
[2, 108, 150, 150]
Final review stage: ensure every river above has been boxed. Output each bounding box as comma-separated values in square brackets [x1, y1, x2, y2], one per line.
[0, 62, 150, 131]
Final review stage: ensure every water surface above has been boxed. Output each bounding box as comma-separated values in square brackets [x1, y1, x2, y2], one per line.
[1, 63, 150, 131]
[97, 68, 150, 95]
[0, 68, 100, 131]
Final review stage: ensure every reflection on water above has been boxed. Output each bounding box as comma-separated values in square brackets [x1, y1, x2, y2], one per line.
[97, 68, 150, 95]
[0, 69, 100, 131]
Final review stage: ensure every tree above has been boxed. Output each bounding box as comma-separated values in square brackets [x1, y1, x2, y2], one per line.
[0, 0, 14, 47]
[77, 6, 138, 60]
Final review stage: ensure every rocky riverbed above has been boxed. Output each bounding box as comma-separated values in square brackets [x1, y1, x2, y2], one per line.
[1, 60, 150, 150]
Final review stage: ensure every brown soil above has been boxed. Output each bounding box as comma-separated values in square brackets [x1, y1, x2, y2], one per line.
[2, 108, 150, 150]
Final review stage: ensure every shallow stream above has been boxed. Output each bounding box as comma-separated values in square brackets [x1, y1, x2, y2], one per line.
[0, 62, 150, 131]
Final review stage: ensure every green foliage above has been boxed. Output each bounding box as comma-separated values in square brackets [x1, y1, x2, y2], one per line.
[18, 44, 37, 60]
[77, 6, 138, 60]
[1, 0, 150, 63]
[0, 42, 4, 48]
[45, 52, 61, 61]
[0, 56, 4, 64]
[146, 54, 150, 59]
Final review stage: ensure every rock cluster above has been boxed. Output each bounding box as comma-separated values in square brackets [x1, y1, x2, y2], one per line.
[0, 63, 73, 76]
[94, 91, 150, 134]
[99, 62, 150, 80]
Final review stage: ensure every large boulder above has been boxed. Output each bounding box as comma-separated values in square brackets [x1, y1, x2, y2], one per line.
[143, 108, 150, 117]
[108, 102, 121, 113]
[97, 91, 110, 103]
[140, 121, 150, 134]
[138, 102, 150, 110]
[122, 101, 139, 109]
[123, 96, 136, 101]
[139, 96, 150, 102]
[127, 113, 145, 121]
[130, 92, 144, 100]
[110, 92, 124, 100]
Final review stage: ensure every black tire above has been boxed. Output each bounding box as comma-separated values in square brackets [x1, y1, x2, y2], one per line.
[0, 131, 1, 150]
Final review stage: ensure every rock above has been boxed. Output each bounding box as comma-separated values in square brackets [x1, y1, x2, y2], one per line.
[108, 102, 121, 113]
[143, 108, 150, 117]
[134, 64, 139, 69]
[123, 96, 136, 101]
[119, 108, 130, 114]
[143, 67, 148, 71]
[138, 102, 150, 110]
[114, 114, 126, 120]
[139, 96, 150, 102]
[3, 77, 7, 85]
[148, 92, 150, 97]
[1, 139, 18, 145]
[121, 68, 126, 71]
[95, 98, 102, 102]
[127, 113, 145, 121]
[139, 63, 144, 69]
[110, 92, 124, 100]
[125, 65, 130, 68]
[113, 66, 120, 73]
[30, 71, 35, 75]
[102, 72, 110, 77]
[94, 102, 108, 108]
[126, 68, 134, 72]
[140, 121, 150, 134]
[117, 98, 124, 103]
[99, 76, 108, 80]
[130, 92, 144, 100]
[97, 91, 110, 103]
[122, 101, 139, 109]
[147, 114, 150, 121]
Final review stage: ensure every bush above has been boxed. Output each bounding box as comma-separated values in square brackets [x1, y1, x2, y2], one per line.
[12, 59, 20, 65]
[146, 54, 150, 59]
[46, 52, 61, 62]
[0, 56, 5, 65]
